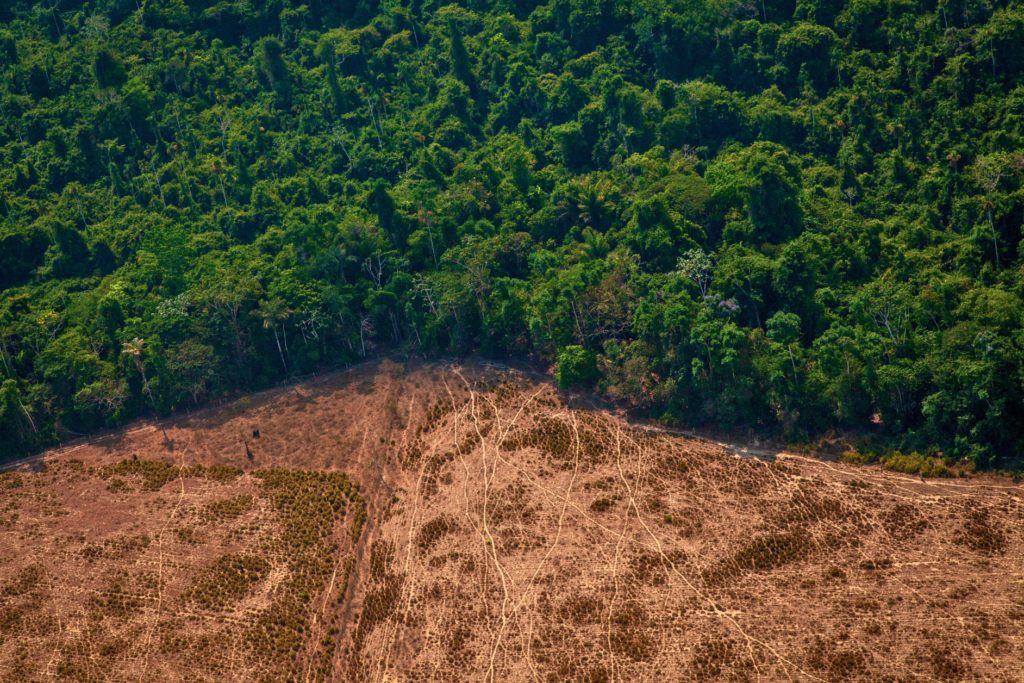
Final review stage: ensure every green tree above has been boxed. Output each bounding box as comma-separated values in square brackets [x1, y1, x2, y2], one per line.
[766, 312, 802, 383]
[448, 19, 475, 92]
[556, 345, 599, 389]
[260, 37, 292, 104]
[122, 338, 158, 414]
[256, 298, 293, 373]
[92, 47, 127, 90]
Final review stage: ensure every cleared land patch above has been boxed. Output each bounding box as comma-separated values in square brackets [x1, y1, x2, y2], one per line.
[0, 459, 363, 683]
[1, 360, 1022, 682]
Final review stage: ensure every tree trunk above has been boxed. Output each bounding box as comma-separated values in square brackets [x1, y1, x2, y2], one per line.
[18, 396, 37, 433]
[988, 209, 1000, 269]
[273, 326, 287, 371]
[138, 366, 158, 414]
[0, 341, 11, 376]
[390, 310, 400, 342]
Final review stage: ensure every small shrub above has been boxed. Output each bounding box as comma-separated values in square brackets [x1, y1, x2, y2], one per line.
[955, 505, 1006, 555]
[417, 516, 458, 553]
[107, 478, 133, 493]
[184, 553, 271, 611]
[881, 452, 955, 478]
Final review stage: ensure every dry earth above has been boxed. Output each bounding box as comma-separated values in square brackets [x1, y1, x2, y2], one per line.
[1, 359, 1022, 683]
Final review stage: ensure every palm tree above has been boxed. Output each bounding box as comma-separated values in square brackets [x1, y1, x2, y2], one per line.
[256, 298, 292, 372]
[581, 228, 609, 260]
[971, 155, 1018, 270]
[575, 179, 615, 231]
[122, 337, 157, 413]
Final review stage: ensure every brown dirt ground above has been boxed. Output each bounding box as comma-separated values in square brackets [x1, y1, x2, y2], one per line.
[1, 359, 1022, 683]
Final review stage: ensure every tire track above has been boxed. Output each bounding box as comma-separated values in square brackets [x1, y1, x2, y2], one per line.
[135, 436, 192, 683]
[616, 427, 825, 682]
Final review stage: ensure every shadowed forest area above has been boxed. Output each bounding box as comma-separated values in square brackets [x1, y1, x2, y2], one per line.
[1, 0, 1024, 467]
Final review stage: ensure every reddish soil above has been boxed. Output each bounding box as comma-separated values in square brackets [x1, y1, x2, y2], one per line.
[1, 359, 1022, 682]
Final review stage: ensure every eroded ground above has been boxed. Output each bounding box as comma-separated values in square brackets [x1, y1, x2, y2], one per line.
[1, 360, 1022, 682]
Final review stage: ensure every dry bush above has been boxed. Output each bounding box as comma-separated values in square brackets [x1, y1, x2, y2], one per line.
[184, 553, 271, 610]
[199, 494, 254, 523]
[955, 504, 1006, 554]
[417, 515, 459, 553]
[881, 502, 928, 539]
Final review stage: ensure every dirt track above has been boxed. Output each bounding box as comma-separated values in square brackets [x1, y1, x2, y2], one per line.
[1, 359, 1022, 682]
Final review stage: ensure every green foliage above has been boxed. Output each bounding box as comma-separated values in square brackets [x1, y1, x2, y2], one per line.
[92, 48, 127, 90]
[556, 345, 598, 388]
[0, 0, 1023, 466]
[880, 452, 957, 478]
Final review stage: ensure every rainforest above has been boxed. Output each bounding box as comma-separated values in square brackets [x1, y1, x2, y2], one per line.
[1, 0, 1023, 467]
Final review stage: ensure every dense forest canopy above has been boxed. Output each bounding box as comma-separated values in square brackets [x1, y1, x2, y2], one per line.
[0, 0, 1023, 465]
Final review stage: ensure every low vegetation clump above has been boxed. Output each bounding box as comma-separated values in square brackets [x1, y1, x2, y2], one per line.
[955, 505, 1007, 555]
[501, 417, 604, 463]
[0, 473, 24, 490]
[416, 515, 458, 553]
[336, 557, 355, 605]
[707, 530, 815, 584]
[87, 574, 147, 620]
[558, 595, 604, 625]
[346, 541, 404, 680]
[1, 565, 42, 598]
[769, 487, 849, 528]
[882, 503, 929, 540]
[881, 452, 960, 478]
[185, 553, 271, 611]
[99, 460, 242, 491]
[418, 398, 459, 436]
[199, 494, 254, 523]
[175, 526, 203, 545]
[252, 470, 358, 548]
[690, 638, 738, 681]
[805, 637, 869, 679]
[236, 468, 365, 682]
[105, 478, 132, 493]
[930, 646, 970, 680]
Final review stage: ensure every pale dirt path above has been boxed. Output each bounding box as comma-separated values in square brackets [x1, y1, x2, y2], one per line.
[441, 374, 500, 666]
[615, 426, 826, 683]
[370, 389, 486, 683]
[135, 436, 192, 683]
[450, 370, 525, 683]
[42, 564, 66, 677]
[486, 400, 579, 683]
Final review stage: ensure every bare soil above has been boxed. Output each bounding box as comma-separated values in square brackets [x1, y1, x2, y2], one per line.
[1, 359, 1022, 682]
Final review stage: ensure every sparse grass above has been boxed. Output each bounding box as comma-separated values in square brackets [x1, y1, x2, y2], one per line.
[3, 364, 1021, 683]
[106, 478, 133, 493]
[199, 494, 254, 523]
[184, 553, 270, 610]
[955, 504, 1006, 555]
[100, 460, 243, 490]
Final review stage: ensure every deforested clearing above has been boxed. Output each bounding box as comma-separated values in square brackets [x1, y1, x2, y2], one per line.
[1, 360, 1021, 682]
